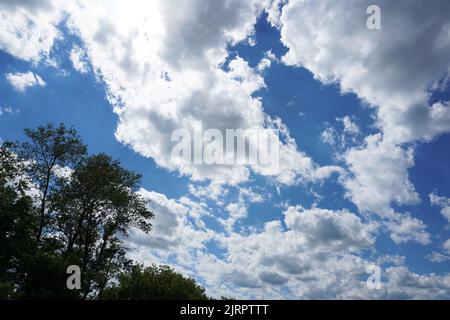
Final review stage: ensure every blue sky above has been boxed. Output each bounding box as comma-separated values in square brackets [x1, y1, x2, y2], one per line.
[1, 0, 450, 299]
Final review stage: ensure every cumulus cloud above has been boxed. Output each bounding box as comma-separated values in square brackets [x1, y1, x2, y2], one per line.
[339, 134, 431, 244]
[126, 190, 380, 298]
[280, 0, 450, 144]
[385, 213, 431, 245]
[0, 0, 344, 188]
[338, 116, 360, 136]
[0, 0, 64, 61]
[205, 206, 444, 299]
[342, 134, 419, 215]
[116, 187, 449, 299]
[202, 205, 379, 297]
[428, 239, 450, 263]
[430, 193, 450, 223]
[427, 252, 450, 263]
[384, 267, 450, 299]
[283, 206, 376, 250]
[2, 0, 450, 299]
[239, 187, 265, 204]
[219, 202, 248, 232]
[277, 0, 450, 198]
[189, 182, 229, 203]
[257, 50, 278, 72]
[128, 189, 212, 253]
[60, 0, 339, 186]
[276, 0, 450, 242]
[444, 239, 450, 254]
[5, 71, 46, 92]
[321, 116, 362, 150]
[258, 271, 288, 285]
[70, 45, 89, 74]
[63, 1, 263, 186]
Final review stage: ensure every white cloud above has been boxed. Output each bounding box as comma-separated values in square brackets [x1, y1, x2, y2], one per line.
[321, 116, 361, 149]
[384, 266, 450, 299]
[283, 206, 376, 251]
[0, 106, 13, 117]
[340, 134, 430, 245]
[2, 0, 450, 299]
[59, 0, 339, 187]
[257, 50, 278, 72]
[123, 187, 449, 299]
[201, 205, 379, 298]
[428, 252, 450, 263]
[321, 126, 337, 146]
[189, 182, 229, 203]
[239, 187, 264, 204]
[125, 189, 217, 281]
[265, 0, 287, 28]
[129, 189, 212, 252]
[126, 188, 379, 298]
[220, 202, 248, 232]
[342, 134, 419, 216]
[338, 116, 360, 135]
[0, 0, 344, 188]
[64, 0, 265, 166]
[216, 187, 265, 232]
[0, 0, 64, 61]
[444, 239, 450, 255]
[430, 193, 450, 223]
[5, 71, 46, 92]
[70, 45, 89, 74]
[427, 239, 450, 263]
[276, 0, 450, 243]
[206, 205, 444, 299]
[279, 0, 450, 144]
[376, 254, 405, 267]
[385, 213, 431, 245]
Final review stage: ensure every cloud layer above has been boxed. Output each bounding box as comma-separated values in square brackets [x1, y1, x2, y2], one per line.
[1, 0, 450, 299]
[5, 71, 46, 92]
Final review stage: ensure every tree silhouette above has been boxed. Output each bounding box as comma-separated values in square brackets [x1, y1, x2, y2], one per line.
[102, 264, 209, 300]
[0, 124, 209, 300]
[19, 123, 87, 244]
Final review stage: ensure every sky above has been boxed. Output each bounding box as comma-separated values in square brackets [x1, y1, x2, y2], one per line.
[1, 0, 450, 299]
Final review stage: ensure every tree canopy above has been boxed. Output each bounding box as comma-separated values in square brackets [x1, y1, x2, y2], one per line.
[103, 264, 209, 300]
[0, 123, 209, 300]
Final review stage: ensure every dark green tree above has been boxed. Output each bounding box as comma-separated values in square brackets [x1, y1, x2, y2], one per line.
[51, 154, 154, 298]
[20, 253, 79, 299]
[102, 264, 209, 300]
[18, 123, 87, 244]
[1, 124, 89, 299]
[0, 143, 35, 299]
[0, 124, 215, 301]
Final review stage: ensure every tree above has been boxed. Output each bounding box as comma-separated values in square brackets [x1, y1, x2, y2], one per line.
[19, 123, 87, 244]
[51, 154, 154, 298]
[0, 143, 35, 299]
[1, 124, 221, 301]
[20, 252, 80, 300]
[102, 264, 209, 300]
[1, 124, 155, 299]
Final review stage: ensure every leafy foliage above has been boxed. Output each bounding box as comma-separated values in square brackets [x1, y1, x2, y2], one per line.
[52, 154, 153, 298]
[103, 264, 209, 300]
[19, 123, 87, 244]
[0, 124, 209, 300]
[0, 143, 35, 299]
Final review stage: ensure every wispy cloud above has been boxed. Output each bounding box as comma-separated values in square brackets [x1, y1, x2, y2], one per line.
[5, 71, 46, 92]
